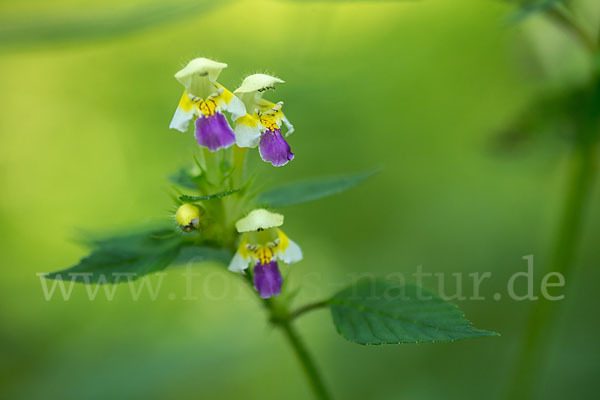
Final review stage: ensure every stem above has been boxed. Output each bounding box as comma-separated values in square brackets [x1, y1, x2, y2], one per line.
[202, 147, 219, 185]
[278, 320, 333, 400]
[232, 145, 248, 189]
[241, 273, 333, 400]
[506, 83, 599, 399]
[289, 300, 330, 321]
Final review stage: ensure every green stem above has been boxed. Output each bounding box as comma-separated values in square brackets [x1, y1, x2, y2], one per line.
[278, 320, 333, 400]
[242, 273, 333, 400]
[202, 147, 219, 185]
[289, 300, 330, 321]
[232, 145, 248, 189]
[506, 84, 599, 400]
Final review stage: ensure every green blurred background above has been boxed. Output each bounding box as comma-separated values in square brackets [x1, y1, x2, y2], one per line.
[1, 0, 599, 399]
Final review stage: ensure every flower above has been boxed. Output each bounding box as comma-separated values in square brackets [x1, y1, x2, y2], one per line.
[228, 209, 302, 298]
[175, 203, 202, 232]
[169, 58, 245, 151]
[233, 74, 295, 167]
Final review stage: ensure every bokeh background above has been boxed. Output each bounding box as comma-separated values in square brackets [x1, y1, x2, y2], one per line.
[1, 0, 599, 399]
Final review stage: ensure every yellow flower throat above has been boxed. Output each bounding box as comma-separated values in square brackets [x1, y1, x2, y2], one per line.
[198, 99, 216, 116]
[259, 108, 283, 131]
[239, 229, 290, 265]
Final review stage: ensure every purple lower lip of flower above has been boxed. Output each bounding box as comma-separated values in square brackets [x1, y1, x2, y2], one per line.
[253, 260, 283, 299]
[259, 128, 294, 167]
[195, 112, 236, 151]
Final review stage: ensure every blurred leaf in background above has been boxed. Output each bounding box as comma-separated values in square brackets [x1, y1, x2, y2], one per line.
[0, 0, 230, 50]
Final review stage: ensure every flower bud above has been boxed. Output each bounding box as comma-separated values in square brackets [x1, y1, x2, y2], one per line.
[175, 203, 202, 232]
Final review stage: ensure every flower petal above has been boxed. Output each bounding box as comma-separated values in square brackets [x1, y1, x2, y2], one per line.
[175, 58, 227, 87]
[169, 91, 196, 132]
[215, 86, 246, 120]
[277, 230, 303, 264]
[224, 95, 246, 120]
[234, 114, 262, 148]
[228, 251, 250, 273]
[170, 107, 195, 132]
[253, 261, 283, 298]
[235, 73, 284, 94]
[259, 129, 295, 167]
[195, 112, 236, 151]
[282, 114, 295, 136]
[235, 209, 284, 233]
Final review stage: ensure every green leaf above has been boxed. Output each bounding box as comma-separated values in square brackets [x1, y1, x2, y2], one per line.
[0, 0, 229, 50]
[257, 169, 378, 207]
[168, 168, 199, 190]
[47, 227, 182, 284]
[173, 246, 233, 266]
[506, 0, 566, 25]
[492, 85, 590, 152]
[329, 280, 498, 345]
[179, 189, 239, 203]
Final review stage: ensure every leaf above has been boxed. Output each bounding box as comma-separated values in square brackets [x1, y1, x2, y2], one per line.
[180, 189, 239, 203]
[506, 0, 566, 25]
[173, 246, 233, 266]
[0, 0, 229, 50]
[168, 168, 199, 190]
[329, 280, 498, 345]
[47, 227, 183, 284]
[257, 169, 378, 207]
[491, 85, 589, 152]
[78, 225, 178, 250]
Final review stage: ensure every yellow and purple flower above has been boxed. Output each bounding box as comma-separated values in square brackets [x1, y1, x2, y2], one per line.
[234, 74, 295, 167]
[228, 209, 302, 298]
[169, 58, 245, 151]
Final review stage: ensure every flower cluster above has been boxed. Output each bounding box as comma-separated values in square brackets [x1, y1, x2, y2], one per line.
[171, 58, 301, 298]
[169, 58, 295, 167]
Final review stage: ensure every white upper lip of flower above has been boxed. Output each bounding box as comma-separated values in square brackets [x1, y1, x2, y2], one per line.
[235, 209, 284, 232]
[235, 74, 285, 94]
[174, 58, 228, 88]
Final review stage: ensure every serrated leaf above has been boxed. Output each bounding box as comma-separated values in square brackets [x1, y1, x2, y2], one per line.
[47, 227, 182, 284]
[257, 169, 378, 207]
[329, 280, 498, 345]
[179, 189, 239, 203]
